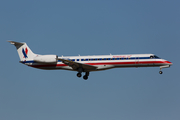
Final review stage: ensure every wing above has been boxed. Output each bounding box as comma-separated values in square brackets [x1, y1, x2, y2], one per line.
[58, 58, 97, 71]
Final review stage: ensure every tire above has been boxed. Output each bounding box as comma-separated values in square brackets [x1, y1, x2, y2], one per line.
[77, 73, 82, 77]
[83, 75, 88, 80]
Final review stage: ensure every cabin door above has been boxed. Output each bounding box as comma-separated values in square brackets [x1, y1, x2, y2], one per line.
[135, 57, 139, 65]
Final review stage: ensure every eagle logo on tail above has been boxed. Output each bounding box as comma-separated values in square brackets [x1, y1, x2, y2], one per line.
[22, 47, 28, 58]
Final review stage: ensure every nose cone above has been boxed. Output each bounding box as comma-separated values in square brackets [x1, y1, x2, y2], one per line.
[164, 60, 173, 66]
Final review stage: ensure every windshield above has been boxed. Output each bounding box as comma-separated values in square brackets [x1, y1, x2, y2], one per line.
[150, 55, 160, 59]
[154, 55, 160, 59]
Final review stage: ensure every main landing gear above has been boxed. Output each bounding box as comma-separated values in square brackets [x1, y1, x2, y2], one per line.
[83, 72, 89, 80]
[77, 72, 90, 80]
[76, 68, 90, 80]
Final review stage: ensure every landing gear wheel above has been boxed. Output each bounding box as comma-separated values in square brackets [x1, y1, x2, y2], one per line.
[83, 75, 88, 80]
[77, 73, 82, 77]
[159, 71, 163, 74]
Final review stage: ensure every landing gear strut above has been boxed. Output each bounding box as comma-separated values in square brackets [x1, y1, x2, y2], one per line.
[159, 67, 163, 74]
[83, 72, 89, 80]
[77, 68, 83, 78]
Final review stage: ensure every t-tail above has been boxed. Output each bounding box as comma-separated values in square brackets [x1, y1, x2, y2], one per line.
[8, 41, 37, 61]
[8, 41, 58, 63]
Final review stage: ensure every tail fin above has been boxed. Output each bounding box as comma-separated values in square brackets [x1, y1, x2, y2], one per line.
[8, 41, 37, 61]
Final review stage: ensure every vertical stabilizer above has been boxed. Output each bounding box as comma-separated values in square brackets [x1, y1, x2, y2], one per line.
[8, 41, 36, 61]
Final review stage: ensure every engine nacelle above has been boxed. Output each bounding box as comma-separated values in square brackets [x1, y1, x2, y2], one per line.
[34, 55, 58, 63]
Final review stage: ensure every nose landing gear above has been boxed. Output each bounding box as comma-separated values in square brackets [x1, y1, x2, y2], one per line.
[159, 67, 163, 74]
[159, 65, 171, 74]
[159, 65, 170, 74]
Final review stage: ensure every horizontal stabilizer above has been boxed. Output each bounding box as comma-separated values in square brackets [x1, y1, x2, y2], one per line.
[8, 41, 24, 45]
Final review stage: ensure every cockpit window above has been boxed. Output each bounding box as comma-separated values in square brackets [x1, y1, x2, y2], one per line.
[150, 55, 160, 59]
[154, 55, 160, 59]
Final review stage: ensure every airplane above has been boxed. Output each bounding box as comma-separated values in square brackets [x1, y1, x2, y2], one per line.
[8, 41, 172, 80]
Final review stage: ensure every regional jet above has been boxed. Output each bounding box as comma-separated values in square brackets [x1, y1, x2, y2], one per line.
[8, 41, 172, 80]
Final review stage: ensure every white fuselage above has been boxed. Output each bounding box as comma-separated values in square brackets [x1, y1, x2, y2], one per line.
[22, 54, 172, 72]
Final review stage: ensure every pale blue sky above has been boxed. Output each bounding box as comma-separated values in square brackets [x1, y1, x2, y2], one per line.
[0, 0, 180, 120]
